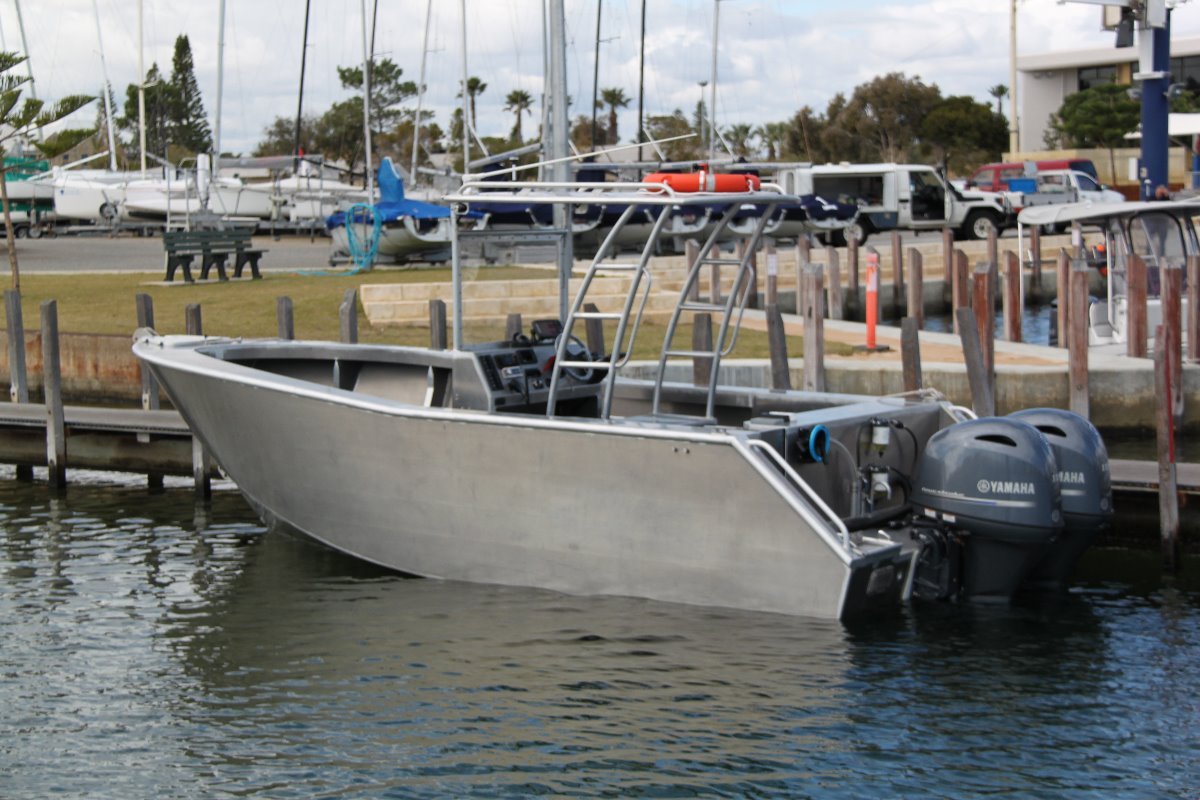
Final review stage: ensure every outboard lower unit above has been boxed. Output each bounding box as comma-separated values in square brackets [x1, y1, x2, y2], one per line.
[909, 418, 1063, 600]
[1009, 408, 1113, 590]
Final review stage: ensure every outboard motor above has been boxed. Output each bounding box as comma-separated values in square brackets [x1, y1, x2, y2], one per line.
[1009, 408, 1113, 590]
[910, 418, 1062, 600]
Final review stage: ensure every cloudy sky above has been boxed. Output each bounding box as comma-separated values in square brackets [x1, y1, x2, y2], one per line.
[5, 0, 1199, 156]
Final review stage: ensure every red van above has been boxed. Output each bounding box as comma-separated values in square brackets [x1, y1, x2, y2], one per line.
[965, 159, 1099, 192]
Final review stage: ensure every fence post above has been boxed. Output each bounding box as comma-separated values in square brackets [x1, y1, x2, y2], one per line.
[956, 307, 994, 418]
[1029, 224, 1043, 302]
[429, 299, 448, 350]
[1068, 258, 1090, 418]
[1127, 254, 1147, 358]
[277, 296, 295, 339]
[1057, 248, 1070, 348]
[685, 239, 701, 301]
[941, 227, 954, 304]
[952, 249, 969, 333]
[1003, 250, 1022, 343]
[891, 230, 904, 315]
[4, 290, 32, 481]
[973, 262, 995, 375]
[41, 301, 66, 489]
[802, 265, 825, 392]
[583, 302, 605, 358]
[738, 238, 759, 310]
[1155, 323, 1179, 573]
[766, 302, 791, 391]
[340, 289, 359, 344]
[1162, 261, 1183, 424]
[906, 247, 924, 328]
[901, 317, 922, 393]
[846, 236, 860, 314]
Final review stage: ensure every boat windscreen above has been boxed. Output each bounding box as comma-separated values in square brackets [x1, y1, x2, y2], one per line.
[1129, 211, 1187, 269]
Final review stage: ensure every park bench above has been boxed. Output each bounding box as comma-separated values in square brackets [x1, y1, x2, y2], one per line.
[163, 228, 267, 283]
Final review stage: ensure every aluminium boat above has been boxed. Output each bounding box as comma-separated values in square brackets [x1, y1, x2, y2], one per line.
[135, 176, 1111, 620]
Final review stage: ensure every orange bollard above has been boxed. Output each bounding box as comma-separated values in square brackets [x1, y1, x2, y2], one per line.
[865, 249, 879, 350]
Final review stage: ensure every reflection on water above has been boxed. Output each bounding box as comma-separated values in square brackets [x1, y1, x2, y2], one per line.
[1, 471, 1198, 798]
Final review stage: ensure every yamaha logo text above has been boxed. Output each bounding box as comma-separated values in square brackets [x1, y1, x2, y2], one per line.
[976, 479, 1036, 495]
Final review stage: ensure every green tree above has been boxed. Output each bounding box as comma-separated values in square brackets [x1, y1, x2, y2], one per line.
[921, 95, 1007, 173]
[457, 76, 487, 132]
[253, 112, 321, 157]
[599, 86, 629, 145]
[0, 51, 94, 288]
[724, 122, 754, 159]
[120, 63, 174, 160]
[168, 35, 212, 154]
[1049, 83, 1140, 182]
[782, 108, 826, 162]
[988, 83, 1009, 117]
[644, 110, 702, 160]
[336, 57, 417, 139]
[824, 73, 942, 162]
[504, 89, 533, 144]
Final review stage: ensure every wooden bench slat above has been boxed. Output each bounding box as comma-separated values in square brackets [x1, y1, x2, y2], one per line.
[163, 228, 267, 282]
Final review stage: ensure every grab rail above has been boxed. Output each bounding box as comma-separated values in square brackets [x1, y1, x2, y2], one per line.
[735, 437, 853, 556]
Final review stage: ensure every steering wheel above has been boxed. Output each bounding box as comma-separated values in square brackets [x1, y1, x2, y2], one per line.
[554, 333, 594, 383]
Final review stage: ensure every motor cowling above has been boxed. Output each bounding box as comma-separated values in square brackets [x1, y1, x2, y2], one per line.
[910, 418, 1063, 600]
[1009, 408, 1113, 590]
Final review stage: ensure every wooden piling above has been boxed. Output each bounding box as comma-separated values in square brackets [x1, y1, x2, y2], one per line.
[847, 236, 860, 313]
[952, 249, 970, 334]
[340, 289, 359, 344]
[710, 244, 722, 305]
[891, 230, 904, 312]
[41, 301, 66, 489]
[1057, 248, 1070, 348]
[429, 299, 448, 350]
[986, 225, 998, 277]
[583, 302, 605, 357]
[182, 305, 211, 498]
[685, 239, 701, 301]
[802, 265, 825, 392]
[1127, 254, 1148, 358]
[135, 293, 164, 490]
[1162, 261, 1183, 424]
[1189, 255, 1200, 364]
[956, 307, 994, 418]
[277, 296, 295, 340]
[827, 249, 843, 321]
[1029, 225, 1043, 301]
[941, 227, 953, 296]
[972, 262, 995, 374]
[185, 304, 203, 336]
[1068, 258, 1090, 418]
[4, 290, 31, 481]
[1003, 250, 1022, 343]
[906, 247, 923, 328]
[692, 312, 713, 387]
[504, 312, 523, 342]
[738, 238, 760, 309]
[766, 302, 792, 391]
[900, 316, 922, 392]
[1155, 324, 1180, 572]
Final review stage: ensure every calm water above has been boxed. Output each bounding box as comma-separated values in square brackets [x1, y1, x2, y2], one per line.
[2, 470, 1199, 799]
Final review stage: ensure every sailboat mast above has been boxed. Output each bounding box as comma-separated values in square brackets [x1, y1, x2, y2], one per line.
[548, 0, 572, 320]
[637, 0, 645, 162]
[91, 0, 118, 171]
[214, 0, 226, 165]
[410, 0, 433, 185]
[590, 0, 601, 150]
[14, 0, 34, 100]
[138, 0, 147, 174]
[294, 0, 312, 162]
[360, 0, 374, 197]
[708, 0, 719, 160]
[460, 0, 470, 174]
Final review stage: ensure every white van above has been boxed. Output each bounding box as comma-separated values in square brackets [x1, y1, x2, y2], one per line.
[780, 163, 1012, 245]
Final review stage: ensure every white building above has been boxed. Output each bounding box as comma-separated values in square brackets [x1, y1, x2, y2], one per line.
[1018, 35, 1200, 152]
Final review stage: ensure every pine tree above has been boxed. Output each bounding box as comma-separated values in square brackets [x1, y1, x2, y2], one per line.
[168, 35, 212, 154]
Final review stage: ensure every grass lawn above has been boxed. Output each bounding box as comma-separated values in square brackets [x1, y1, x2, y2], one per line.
[3, 268, 855, 361]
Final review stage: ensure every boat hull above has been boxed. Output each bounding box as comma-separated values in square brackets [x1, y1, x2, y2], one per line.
[136, 339, 907, 619]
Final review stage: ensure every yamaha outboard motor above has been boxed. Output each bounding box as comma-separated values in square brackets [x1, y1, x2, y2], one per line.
[910, 418, 1062, 600]
[1009, 408, 1113, 590]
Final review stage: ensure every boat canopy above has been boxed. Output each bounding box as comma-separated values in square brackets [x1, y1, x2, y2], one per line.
[1017, 199, 1200, 227]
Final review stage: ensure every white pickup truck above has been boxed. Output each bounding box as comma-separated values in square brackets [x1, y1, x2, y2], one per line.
[1003, 169, 1125, 214]
[781, 162, 1012, 245]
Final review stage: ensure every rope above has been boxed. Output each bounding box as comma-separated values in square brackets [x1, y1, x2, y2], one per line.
[344, 203, 382, 273]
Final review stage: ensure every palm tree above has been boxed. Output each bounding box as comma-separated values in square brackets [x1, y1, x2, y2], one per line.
[504, 89, 533, 144]
[988, 84, 1009, 117]
[755, 121, 789, 161]
[600, 87, 629, 145]
[725, 122, 754, 159]
[458, 76, 488, 131]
